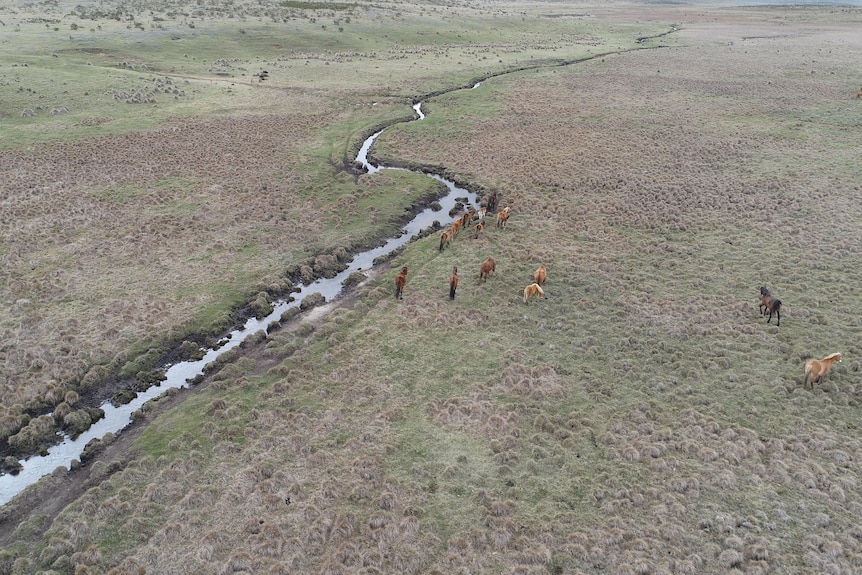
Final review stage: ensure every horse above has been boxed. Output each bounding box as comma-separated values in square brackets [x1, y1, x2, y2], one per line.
[475, 206, 487, 224]
[496, 207, 510, 229]
[759, 286, 782, 326]
[451, 218, 462, 237]
[803, 352, 842, 389]
[534, 264, 547, 286]
[523, 283, 544, 304]
[394, 266, 408, 300]
[449, 266, 459, 300]
[473, 221, 484, 239]
[439, 228, 452, 251]
[856, 87, 862, 99]
[460, 209, 474, 229]
[478, 257, 496, 282]
[486, 191, 499, 212]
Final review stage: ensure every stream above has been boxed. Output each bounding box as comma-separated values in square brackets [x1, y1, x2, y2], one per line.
[0, 101, 477, 506]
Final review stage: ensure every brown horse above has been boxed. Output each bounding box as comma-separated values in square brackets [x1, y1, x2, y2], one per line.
[486, 191, 499, 212]
[523, 283, 544, 304]
[460, 209, 474, 229]
[449, 266, 459, 300]
[394, 266, 408, 300]
[439, 228, 452, 251]
[759, 286, 782, 326]
[803, 352, 842, 389]
[478, 257, 496, 282]
[534, 264, 547, 286]
[451, 218, 462, 237]
[473, 221, 484, 239]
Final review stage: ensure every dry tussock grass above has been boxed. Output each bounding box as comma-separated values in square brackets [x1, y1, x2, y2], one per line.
[5, 4, 862, 575]
[0, 103, 411, 453]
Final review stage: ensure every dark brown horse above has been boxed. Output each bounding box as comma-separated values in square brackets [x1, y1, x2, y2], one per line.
[486, 191, 499, 212]
[759, 286, 782, 326]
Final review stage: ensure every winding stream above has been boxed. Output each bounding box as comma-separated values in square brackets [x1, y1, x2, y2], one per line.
[0, 101, 477, 506]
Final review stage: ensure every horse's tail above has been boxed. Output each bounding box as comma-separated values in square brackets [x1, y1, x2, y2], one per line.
[449, 281, 456, 300]
[395, 283, 402, 300]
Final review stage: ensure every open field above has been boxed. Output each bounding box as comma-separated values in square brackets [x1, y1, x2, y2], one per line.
[0, 0, 658, 464]
[3, 0, 862, 574]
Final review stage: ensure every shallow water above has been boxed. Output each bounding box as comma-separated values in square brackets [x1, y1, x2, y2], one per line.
[0, 101, 476, 506]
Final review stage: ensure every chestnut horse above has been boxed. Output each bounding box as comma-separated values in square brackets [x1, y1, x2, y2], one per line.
[759, 286, 782, 326]
[534, 264, 547, 286]
[803, 352, 842, 389]
[523, 283, 544, 304]
[439, 228, 452, 251]
[496, 206, 511, 228]
[394, 266, 408, 300]
[449, 266, 459, 300]
[451, 218, 462, 237]
[460, 209, 474, 229]
[473, 221, 484, 239]
[478, 257, 496, 282]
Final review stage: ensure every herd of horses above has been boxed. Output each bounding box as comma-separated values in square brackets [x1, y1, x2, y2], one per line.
[393, 196, 842, 391]
[400, 196, 548, 306]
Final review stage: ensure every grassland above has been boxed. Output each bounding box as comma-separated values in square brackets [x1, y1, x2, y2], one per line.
[1, 0, 657, 463]
[2, 0, 862, 574]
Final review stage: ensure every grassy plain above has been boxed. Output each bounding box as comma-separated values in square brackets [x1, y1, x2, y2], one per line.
[2, 0, 653, 459]
[3, 1, 862, 574]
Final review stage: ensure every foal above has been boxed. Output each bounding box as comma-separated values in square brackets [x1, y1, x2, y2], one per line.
[759, 286, 782, 326]
[803, 352, 842, 389]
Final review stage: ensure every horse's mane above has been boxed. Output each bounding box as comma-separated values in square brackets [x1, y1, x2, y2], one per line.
[822, 352, 842, 361]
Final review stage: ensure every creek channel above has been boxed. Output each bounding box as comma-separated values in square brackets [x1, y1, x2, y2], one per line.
[0, 102, 478, 506]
